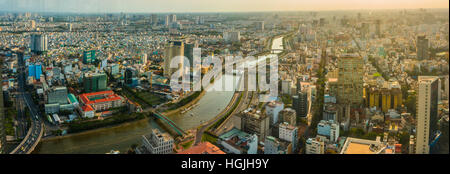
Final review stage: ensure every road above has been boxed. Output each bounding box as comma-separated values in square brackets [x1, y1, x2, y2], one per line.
[9, 51, 44, 154]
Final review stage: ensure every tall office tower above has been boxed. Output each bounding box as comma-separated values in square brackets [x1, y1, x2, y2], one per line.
[169, 14, 177, 23]
[141, 53, 148, 65]
[256, 21, 264, 31]
[30, 33, 48, 53]
[330, 55, 364, 106]
[292, 92, 308, 118]
[164, 41, 184, 78]
[30, 20, 36, 30]
[0, 68, 5, 154]
[319, 18, 326, 27]
[416, 76, 440, 154]
[151, 14, 158, 25]
[125, 68, 136, 85]
[416, 35, 429, 60]
[298, 92, 308, 118]
[361, 23, 370, 39]
[296, 77, 302, 94]
[165, 15, 170, 26]
[83, 73, 108, 92]
[183, 41, 196, 67]
[445, 76, 449, 99]
[375, 19, 381, 37]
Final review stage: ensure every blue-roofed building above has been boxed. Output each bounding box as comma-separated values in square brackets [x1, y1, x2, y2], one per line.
[28, 64, 42, 80]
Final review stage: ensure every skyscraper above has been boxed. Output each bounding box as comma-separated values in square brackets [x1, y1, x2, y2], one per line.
[0, 68, 5, 154]
[292, 92, 308, 118]
[416, 76, 440, 154]
[416, 35, 429, 60]
[164, 41, 184, 78]
[151, 14, 158, 25]
[30, 33, 48, 53]
[256, 21, 264, 31]
[375, 19, 381, 37]
[330, 55, 364, 106]
[83, 73, 108, 92]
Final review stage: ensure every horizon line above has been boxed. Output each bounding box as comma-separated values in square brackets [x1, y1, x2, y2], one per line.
[1, 7, 448, 15]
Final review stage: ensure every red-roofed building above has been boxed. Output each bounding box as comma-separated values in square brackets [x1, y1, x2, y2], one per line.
[78, 90, 125, 113]
[177, 142, 226, 154]
[81, 105, 95, 118]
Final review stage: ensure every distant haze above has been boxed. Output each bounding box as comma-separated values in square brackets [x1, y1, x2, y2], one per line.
[0, 0, 448, 13]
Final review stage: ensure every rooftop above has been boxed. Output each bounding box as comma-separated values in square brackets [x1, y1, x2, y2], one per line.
[177, 142, 225, 154]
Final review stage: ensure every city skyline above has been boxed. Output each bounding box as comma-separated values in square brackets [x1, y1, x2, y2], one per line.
[0, 0, 448, 13]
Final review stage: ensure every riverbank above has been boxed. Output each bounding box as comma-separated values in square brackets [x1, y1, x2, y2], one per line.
[40, 117, 153, 142]
[162, 90, 206, 117]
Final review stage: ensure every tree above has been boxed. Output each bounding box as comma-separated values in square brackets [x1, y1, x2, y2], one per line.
[405, 94, 417, 117]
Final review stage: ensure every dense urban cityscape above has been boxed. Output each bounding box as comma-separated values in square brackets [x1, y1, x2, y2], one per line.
[0, 0, 449, 155]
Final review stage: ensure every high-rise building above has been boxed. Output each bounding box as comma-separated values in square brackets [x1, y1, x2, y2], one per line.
[30, 20, 36, 30]
[293, 92, 308, 118]
[329, 55, 364, 106]
[375, 19, 381, 37]
[416, 35, 429, 60]
[83, 73, 107, 92]
[184, 41, 196, 66]
[164, 41, 184, 78]
[30, 33, 48, 53]
[125, 68, 136, 85]
[415, 76, 440, 154]
[0, 68, 5, 154]
[265, 101, 284, 126]
[280, 108, 297, 126]
[151, 14, 158, 25]
[256, 21, 264, 31]
[83, 50, 97, 64]
[279, 122, 298, 150]
[169, 14, 176, 23]
[141, 53, 148, 65]
[365, 81, 403, 112]
[165, 15, 170, 26]
[237, 108, 270, 141]
[28, 64, 42, 80]
[445, 76, 449, 99]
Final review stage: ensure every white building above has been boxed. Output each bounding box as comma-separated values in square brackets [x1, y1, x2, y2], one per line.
[416, 76, 440, 154]
[142, 129, 174, 154]
[279, 122, 298, 150]
[265, 101, 284, 126]
[306, 138, 325, 154]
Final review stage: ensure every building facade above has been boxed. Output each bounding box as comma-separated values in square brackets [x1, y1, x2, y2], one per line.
[416, 76, 440, 154]
[142, 129, 174, 154]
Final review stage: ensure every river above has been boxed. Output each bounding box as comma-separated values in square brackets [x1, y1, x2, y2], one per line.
[34, 36, 284, 154]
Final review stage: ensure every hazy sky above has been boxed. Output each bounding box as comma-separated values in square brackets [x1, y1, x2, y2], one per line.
[0, 0, 448, 13]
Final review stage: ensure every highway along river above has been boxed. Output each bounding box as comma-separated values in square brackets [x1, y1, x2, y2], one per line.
[34, 37, 283, 154]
